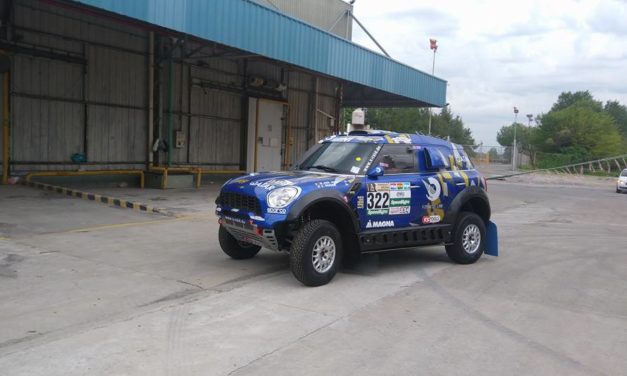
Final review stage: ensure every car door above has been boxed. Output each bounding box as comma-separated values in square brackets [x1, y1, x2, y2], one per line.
[357, 144, 418, 231]
[418, 146, 457, 226]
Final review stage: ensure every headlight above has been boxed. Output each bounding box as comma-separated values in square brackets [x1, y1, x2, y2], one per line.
[267, 186, 301, 208]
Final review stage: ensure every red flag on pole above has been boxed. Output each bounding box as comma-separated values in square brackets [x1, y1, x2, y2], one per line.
[513, 106, 519, 114]
[429, 38, 438, 51]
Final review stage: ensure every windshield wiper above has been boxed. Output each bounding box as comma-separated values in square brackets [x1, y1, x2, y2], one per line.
[307, 165, 340, 173]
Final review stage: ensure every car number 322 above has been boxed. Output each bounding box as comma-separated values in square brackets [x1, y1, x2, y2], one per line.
[367, 192, 389, 209]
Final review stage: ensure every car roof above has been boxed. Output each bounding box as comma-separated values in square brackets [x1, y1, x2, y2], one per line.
[322, 130, 458, 148]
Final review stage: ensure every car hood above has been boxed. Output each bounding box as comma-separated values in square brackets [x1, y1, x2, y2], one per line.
[221, 171, 357, 198]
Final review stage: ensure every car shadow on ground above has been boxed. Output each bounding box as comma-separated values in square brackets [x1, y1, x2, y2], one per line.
[214, 246, 453, 282]
[342, 247, 452, 276]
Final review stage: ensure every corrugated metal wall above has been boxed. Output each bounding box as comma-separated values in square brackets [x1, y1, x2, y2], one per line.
[11, 0, 148, 171]
[87, 46, 147, 164]
[6, 0, 339, 173]
[187, 61, 242, 168]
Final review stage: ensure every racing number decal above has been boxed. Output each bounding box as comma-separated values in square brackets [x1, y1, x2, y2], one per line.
[367, 192, 390, 210]
[366, 182, 410, 215]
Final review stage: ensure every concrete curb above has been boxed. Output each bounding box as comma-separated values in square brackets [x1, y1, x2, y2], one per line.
[21, 180, 174, 217]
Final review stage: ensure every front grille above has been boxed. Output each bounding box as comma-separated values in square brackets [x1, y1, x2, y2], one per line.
[217, 192, 262, 215]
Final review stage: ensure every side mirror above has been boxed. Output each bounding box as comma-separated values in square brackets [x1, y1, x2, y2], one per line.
[367, 166, 384, 179]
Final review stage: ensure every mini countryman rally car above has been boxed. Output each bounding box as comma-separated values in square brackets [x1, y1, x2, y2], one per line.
[216, 130, 498, 286]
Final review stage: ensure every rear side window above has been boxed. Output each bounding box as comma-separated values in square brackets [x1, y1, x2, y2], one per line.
[373, 145, 417, 174]
[457, 147, 474, 170]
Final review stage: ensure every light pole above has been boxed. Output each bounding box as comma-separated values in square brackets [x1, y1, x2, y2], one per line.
[427, 38, 437, 135]
[512, 106, 519, 171]
[526, 113, 533, 126]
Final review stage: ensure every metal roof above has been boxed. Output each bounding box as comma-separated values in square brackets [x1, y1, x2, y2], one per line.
[72, 0, 447, 107]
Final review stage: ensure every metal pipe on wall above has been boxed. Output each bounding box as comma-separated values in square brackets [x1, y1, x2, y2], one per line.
[1, 71, 9, 185]
[166, 50, 173, 166]
[82, 43, 89, 157]
[147, 31, 154, 168]
[314, 77, 319, 143]
[186, 64, 192, 164]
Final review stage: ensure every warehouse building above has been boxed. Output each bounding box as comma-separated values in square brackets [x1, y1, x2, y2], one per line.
[0, 0, 446, 187]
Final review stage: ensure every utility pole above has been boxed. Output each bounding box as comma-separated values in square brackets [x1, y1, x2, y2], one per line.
[427, 38, 437, 135]
[513, 106, 519, 171]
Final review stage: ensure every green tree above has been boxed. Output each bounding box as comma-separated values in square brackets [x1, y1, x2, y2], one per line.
[604, 100, 627, 139]
[502, 91, 627, 168]
[535, 103, 622, 160]
[550, 91, 603, 112]
[430, 107, 476, 146]
[496, 123, 535, 150]
[345, 107, 476, 146]
[496, 123, 537, 164]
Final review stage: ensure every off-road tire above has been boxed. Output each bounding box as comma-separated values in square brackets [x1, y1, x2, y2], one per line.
[219, 225, 261, 259]
[290, 220, 342, 286]
[445, 212, 485, 264]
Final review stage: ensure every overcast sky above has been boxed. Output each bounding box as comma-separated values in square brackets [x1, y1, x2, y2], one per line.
[350, 0, 627, 146]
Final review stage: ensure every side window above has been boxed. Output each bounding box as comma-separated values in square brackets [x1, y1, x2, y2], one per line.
[373, 145, 417, 174]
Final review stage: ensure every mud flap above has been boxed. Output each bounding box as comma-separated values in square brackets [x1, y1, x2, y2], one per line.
[485, 221, 499, 256]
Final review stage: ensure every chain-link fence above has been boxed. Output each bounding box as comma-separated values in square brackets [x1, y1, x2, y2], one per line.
[462, 145, 517, 165]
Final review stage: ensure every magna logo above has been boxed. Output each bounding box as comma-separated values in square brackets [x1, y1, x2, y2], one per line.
[365, 220, 394, 229]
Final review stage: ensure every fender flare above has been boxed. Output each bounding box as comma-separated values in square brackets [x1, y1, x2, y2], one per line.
[444, 186, 491, 225]
[286, 189, 361, 234]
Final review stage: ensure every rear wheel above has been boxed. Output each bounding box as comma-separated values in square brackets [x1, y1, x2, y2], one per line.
[290, 220, 342, 286]
[445, 212, 485, 264]
[219, 225, 261, 259]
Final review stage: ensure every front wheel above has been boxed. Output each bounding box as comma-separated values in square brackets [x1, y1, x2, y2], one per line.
[445, 212, 486, 264]
[219, 225, 261, 259]
[290, 220, 342, 286]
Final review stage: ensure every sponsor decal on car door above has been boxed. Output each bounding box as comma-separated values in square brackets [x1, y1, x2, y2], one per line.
[357, 179, 414, 230]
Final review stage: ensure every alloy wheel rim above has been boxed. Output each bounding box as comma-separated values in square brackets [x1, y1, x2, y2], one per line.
[312, 235, 336, 273]
[462, 224, 481, 254]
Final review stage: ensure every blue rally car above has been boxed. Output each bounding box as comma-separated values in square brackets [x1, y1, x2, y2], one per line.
[216, 130, 498, 286]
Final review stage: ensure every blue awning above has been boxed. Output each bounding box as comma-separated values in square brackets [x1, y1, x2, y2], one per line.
[72, 0, 447, 107]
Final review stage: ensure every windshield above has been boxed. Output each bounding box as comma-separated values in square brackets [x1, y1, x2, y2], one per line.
[297, 142, 379, 175]
[621, 170, 627, 177]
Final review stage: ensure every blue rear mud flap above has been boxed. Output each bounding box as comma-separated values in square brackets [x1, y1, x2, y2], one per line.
[485, 221, 499, 256]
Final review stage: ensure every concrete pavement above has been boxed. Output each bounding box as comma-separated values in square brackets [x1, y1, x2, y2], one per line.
[0, 179, 626, 375]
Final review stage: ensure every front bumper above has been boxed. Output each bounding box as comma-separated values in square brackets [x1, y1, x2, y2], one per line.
[219, 215, 280, 251]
